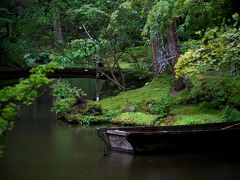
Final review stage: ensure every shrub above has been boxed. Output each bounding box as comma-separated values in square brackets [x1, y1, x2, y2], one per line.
[180, 73, 240, 109]
[50, 79, 86, 101]
[52, 98, 76, 114]
[50, 79, 86, 114]
[105, 110, 121, 120]
[223, 106, 240, 122]
[150, 94, 173, 118]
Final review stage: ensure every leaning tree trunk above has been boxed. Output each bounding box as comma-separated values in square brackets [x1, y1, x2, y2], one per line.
[167, 21, 185, 91]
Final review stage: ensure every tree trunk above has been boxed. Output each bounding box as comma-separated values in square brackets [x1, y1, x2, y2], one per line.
[167, 21, 185, 91]
[53, 6, 63, 46]
[152, 34, 169, 77]
[231, 62, 238, 76]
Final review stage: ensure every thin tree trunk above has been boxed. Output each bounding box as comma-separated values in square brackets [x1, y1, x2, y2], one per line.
[53, 6, 63, 46]
[231, 62, 237, 76]
[167, 21, 185, 91]
[95, 61, 100, 101]
[152, 35, 161, 77]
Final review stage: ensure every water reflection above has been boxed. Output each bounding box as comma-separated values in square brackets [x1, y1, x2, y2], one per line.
[67, 78, 104, 100]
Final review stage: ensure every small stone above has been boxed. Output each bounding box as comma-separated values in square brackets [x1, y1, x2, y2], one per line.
[148, 104, 153, 108]
[125, 106, 136, 111]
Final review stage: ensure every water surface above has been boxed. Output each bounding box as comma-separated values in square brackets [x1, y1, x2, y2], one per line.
[0, 80, 240, 180]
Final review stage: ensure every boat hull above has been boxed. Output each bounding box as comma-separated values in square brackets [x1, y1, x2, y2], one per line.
[97, 121, 240, 154]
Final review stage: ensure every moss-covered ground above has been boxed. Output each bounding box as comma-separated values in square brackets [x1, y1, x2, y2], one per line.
[65, 72, 240, 126]
[85, 72, 239, 126]
[98, 75, 171, 110]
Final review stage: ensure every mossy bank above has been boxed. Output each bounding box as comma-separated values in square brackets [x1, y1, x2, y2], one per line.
[52, 72, 240, 126]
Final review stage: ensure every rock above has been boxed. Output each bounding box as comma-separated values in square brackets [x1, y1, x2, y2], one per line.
[148, 104, 153, 108]
[82, 103, 102, 116]
[125, 106, 136, 111]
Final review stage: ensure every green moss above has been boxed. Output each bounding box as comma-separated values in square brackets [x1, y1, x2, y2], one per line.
[174, 72, 240, 108]
[98, 75, 171, 111]
[64, 71, 240, 127]
[161, 104, 225, 126]
[112, 112, 157, 126]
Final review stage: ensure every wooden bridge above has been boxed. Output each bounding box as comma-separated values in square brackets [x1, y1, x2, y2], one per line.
[0, 67, 108, 80]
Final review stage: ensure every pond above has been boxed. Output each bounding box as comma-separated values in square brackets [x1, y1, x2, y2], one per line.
[0, 78, 240, 180]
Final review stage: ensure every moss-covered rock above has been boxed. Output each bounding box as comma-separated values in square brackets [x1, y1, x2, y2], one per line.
[81, 102, 102, 116]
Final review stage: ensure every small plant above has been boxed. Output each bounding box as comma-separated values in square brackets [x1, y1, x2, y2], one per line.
[187, 119, 200, 125]
[105, 110, 121, 120]
[76, 116, 97, 125]
[151, 94, 173, 118]
[223, 106, 240, 122]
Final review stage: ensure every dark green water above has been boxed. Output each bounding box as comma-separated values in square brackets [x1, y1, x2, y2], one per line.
[1, 79, 240, 180]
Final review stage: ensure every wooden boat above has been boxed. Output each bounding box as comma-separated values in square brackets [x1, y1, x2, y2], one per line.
[97, 121, 240, 154]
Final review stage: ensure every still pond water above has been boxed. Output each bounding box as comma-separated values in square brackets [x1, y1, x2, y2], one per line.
[1, 78, 240, 180]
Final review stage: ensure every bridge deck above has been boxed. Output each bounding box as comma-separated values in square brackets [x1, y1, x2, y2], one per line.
[0, 67, 107, 79]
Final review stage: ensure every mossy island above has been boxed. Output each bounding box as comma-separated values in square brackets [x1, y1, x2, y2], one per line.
[50, 71, 240, 126]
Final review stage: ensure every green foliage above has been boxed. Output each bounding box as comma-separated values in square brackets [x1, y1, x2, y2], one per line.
[24, 52, 50, 67]
[50, 79, 86, 114]
[106, 1, 144, 47]
[0, 42, 26, 68]
[49, 39, 96, 66]
[174, 72, 240, 108]
[176, 22, 240, 77]
[187, 119, 201, 125]
[51, 79, 86, 100]
[76, 116, 98, 125]
[66, 4, 109, 37]
[143, 0, 235, 40]
[52, 98, 76, 114]
[65, 113, 105, 125]
[143, 0, 176, 37]
[223, 106, 240, 122]
[150, 94, 173, 118]
[105, 110, 121, 120]
[0, 63, 59, 136]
